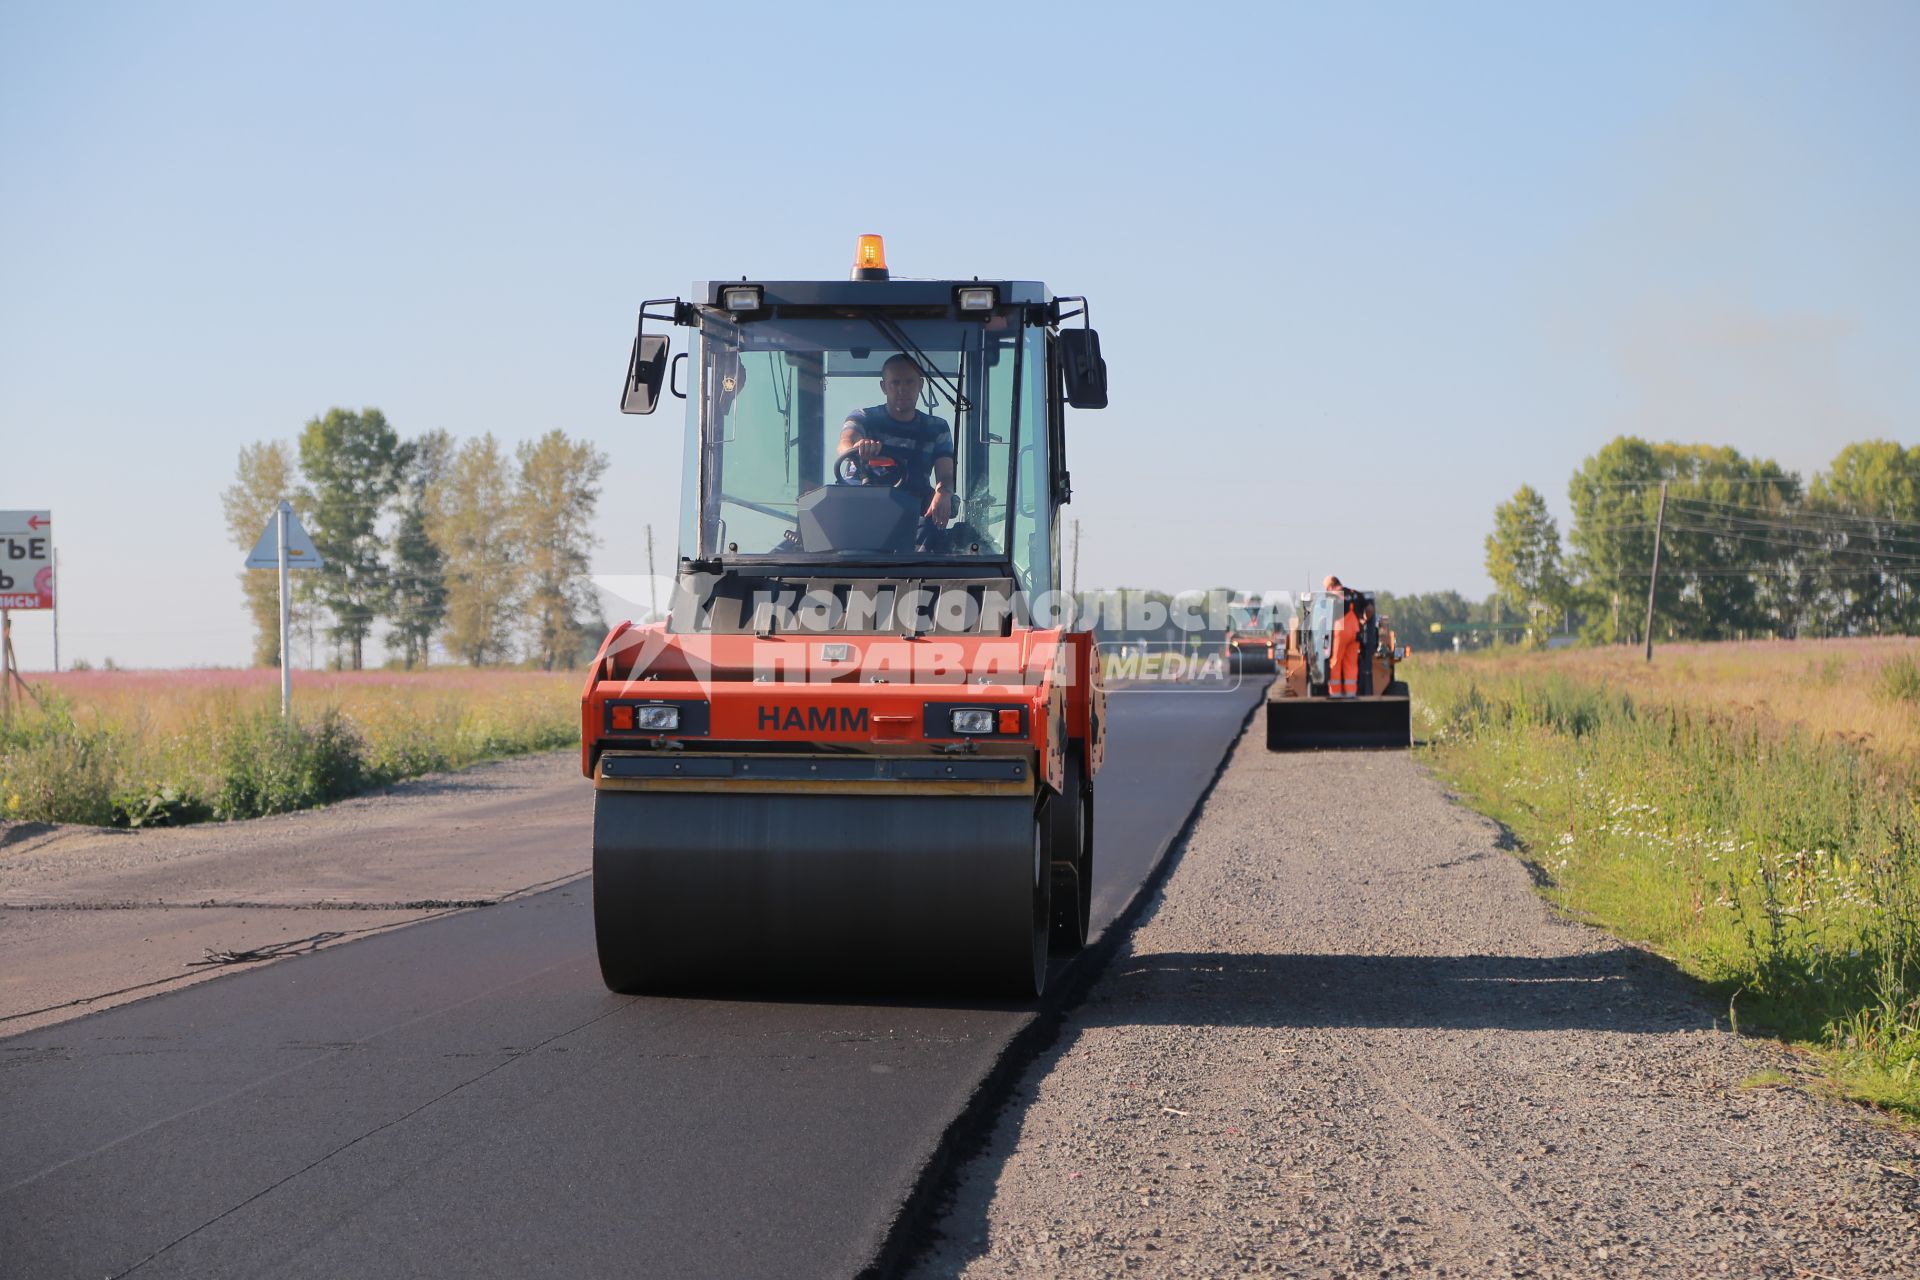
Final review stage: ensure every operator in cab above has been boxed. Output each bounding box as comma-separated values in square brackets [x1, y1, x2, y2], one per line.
[837, 354, 955, 531]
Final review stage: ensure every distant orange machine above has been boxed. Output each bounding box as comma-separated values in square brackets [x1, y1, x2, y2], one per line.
[1266, 587, 1411, 750]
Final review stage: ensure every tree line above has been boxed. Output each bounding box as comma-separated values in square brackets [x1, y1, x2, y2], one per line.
[1484, 437, 1920, 645]
[221, 408, 609, 670]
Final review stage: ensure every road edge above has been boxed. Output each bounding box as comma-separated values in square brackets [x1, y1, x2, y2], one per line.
[857, 686, 1268, 1278]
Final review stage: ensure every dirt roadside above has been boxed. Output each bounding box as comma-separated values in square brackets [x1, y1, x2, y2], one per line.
[0, 751, 589, 1035]
[909, 733, 1920, 1277]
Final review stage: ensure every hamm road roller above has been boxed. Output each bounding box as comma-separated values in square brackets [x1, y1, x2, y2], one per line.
[582, 236, 1109, 997]
[1224, 594, 1283, 675]
[1266, 586, 1411, 749]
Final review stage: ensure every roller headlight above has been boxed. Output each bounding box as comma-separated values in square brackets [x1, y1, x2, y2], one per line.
[950, 708, 995, 735]
[634, 705, 681, 731]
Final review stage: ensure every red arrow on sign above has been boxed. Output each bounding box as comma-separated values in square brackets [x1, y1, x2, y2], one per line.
[28, 515, 49, 530]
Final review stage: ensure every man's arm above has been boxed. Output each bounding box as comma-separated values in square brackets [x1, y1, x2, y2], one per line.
[838, 420, 880, 459]
[926, 454, 955, 525]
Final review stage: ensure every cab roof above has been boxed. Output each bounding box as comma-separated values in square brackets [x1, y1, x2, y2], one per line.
[696, 280, 1049, 308]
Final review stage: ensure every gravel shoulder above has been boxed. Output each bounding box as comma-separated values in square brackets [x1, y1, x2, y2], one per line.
[910, 730, 1920, 1278]
[1, 751, 588, 1034]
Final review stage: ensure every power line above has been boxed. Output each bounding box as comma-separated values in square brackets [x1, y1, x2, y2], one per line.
[1577, 524, 1920, 571]
[1642, 523, 1920, 566]
[1576, 487, 1920, 534]
[1668, 490, 1920, 526]
[1613, 566, 1917, 577]
[1578, 477, 1801, 490]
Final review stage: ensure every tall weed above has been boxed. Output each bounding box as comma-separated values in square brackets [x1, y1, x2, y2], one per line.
[0, 699, 118, 825]
[1876, 655, 1920, 706]
[213, 708, 368, 820]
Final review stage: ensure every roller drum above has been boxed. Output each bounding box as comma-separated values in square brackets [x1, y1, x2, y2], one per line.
[593, 790, 1048, 996]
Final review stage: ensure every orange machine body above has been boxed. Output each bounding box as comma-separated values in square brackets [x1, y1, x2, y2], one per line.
[582, 622, 1103, 796]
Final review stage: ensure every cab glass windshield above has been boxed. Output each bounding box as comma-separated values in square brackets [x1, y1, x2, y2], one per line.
[678, 314, 1049, 586]
[1229, 604, 1269, 632]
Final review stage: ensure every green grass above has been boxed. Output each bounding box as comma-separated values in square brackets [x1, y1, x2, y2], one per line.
[1, 674, 579, 828]
[1416, 660, 1920, 1120]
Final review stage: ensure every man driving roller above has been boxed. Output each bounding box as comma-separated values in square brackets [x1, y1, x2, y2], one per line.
[837, 354, 955, 529]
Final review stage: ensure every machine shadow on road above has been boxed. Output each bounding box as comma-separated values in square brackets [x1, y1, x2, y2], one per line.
[1069, 947, 1714, 1034]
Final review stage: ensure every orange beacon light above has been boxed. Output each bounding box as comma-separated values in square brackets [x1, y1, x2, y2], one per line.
[851, 234, 889, 280]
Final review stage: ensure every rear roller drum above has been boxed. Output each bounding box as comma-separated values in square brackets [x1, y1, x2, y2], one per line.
[1048, 752, 1094, 952]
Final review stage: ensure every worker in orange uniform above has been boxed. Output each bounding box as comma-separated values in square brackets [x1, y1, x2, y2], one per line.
[1327, 582, 1361, 698]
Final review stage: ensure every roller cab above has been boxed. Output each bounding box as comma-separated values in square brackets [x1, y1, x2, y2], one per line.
[1266, 588, 1412, 750]
[586, 239, 1108, 997]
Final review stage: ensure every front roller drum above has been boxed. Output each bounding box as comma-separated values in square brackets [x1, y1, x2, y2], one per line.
[593, 791, 1050, 997]
[1229, 650, 1276, 676]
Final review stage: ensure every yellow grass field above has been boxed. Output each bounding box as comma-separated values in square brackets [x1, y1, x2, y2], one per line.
[1480, 636, 1920, 769]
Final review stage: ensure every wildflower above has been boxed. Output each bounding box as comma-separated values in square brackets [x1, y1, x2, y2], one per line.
[4, 792, 18, 816]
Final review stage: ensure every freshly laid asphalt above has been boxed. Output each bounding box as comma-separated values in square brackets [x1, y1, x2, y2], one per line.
[0, 681, 1261, 1280]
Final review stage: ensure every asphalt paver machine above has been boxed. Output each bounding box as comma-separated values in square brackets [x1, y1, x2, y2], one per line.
[1265, 588, 1411, 749]
[582, 237, 1109, 997]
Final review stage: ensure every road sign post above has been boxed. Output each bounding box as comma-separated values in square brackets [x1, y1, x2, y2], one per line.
[246, 501, 323, 717]
[278, 504, 291, 716]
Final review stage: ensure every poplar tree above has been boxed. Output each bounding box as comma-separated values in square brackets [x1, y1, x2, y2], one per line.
[298, 407, 405, 669]
[1484, 485, 1568, 646]
[431, 434, 522, 666]
[221, 441, 303, 666]
[1807, 441, 1920, 634]
[514, 430, 609, 670]
[388, 430, 452, 668]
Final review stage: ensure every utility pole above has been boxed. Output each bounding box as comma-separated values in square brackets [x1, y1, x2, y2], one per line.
[645, 524, 658, 621]
[1643, 480, 1668, 663]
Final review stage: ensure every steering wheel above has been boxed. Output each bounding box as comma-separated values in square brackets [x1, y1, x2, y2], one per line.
[835, 449, 906, 487]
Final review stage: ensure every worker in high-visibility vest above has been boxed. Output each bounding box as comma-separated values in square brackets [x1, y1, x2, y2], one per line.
[1328, 588, 1361, 698]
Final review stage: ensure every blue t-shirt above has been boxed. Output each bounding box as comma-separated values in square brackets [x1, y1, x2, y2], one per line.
[841, 406, 954, 500]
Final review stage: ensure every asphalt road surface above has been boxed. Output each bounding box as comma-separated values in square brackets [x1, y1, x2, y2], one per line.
[0, 681, 1260, 1280]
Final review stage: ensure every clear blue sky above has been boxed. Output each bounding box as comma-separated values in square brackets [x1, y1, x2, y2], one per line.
[3, 1, 1914, 668]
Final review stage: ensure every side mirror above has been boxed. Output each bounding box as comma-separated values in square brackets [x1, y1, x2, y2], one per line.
[621, 333, 670, 415]
[1058, 329, 1108, 410]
